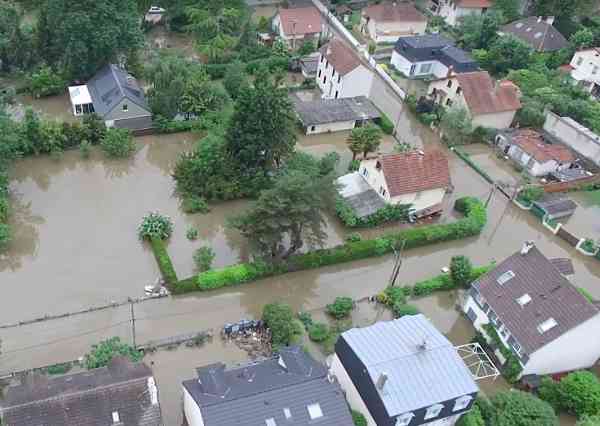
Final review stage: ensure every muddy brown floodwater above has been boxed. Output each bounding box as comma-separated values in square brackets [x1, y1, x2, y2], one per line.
[0, 107, 595, 426]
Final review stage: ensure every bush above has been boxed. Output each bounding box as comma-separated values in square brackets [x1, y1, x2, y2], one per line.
[518, 185, 544, 205]
[326, 296, 354, 319]
[457, 404, 485, 426]
[540, 371, 600, 418]
[450, 255, 473, 288]
[100, 128, 135, 158]
[345, 232, 362, 243]
[336, 198, 411, 228]
[28, 65, 67, 98]
[138, 212, 173, 240]
[150, 237, 178, 284]
[308, 322, 329, 342]
[263, 303, 301, 347]
[576, 415, 600, 426]
[297, 311, 313, 329]
[182, 195, 210, 214]
[393, 303, 420, 317]
[377, 114, 394, 135]
[186, 228, 199, 240]
[581, 239, 597, 254]
[197, 262, 273, 290]
[79, 140, 92, 158]
[84, 337, 142, 369]
[489, 391, 557, 426]
[0, 223, 10, 249]
[348, 159, 360, 172]
[352, 410, 368, 426]
[46, 362, 72, 375]
[194, 246, 215, 272]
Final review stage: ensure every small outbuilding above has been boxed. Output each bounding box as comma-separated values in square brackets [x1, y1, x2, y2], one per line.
[532, 196, 577, 220]
[293, 96, 380, 134]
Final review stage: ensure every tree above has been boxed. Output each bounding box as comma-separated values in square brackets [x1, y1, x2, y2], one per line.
[0, 1, 35, 71]
[532, 0, 595, 21]
[570, 28, 595, 49]
[440, 107, 473, 145]
[100, 128, 135, 158]
[576, 415, 600, 426]
[147, 56, 190, 119]
[194, 246, 215, 272]
[540, 371, 600, 418]
[298, 39, 316, 56]
[180, 71, 229, 117]
[457, 11, 503, 50]
[346, 125, 382, 160]
[262, 303, 300, 347]
[326, 296, 354, 319]
[489, 391, 557, 426]
[38, 0, 143, 79]
[84, 337, 142, 369]
[492, 0, 519, 22]
[482, 35, 534, 75]
[223, 60, 249, 99]
[225, 69, 296, 176]
[456, 403, 485, 426]
[450, 255, 473, 288]
[27, 65, 66, 98]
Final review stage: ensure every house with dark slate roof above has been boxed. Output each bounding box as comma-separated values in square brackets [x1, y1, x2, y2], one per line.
[391, 34, 478, 80]
[68, 64, 153, 131]
[331, 315, 479, 426]
[463, 242, 600, 377]
[182, 346, 354, 426]
[499, 16, 568, 52]
[0, 357, 162, 426]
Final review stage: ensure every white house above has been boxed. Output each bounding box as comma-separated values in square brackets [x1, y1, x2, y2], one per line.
[272, 6, 325, 49]
[428, 71, 521, 129]
[568, 48, 600, 97]
[331, 315, 479, 426]
[544, 111, 600, 167]
[390, 34, 478, 80]
[361, 2, 427, 43]
[495, 128, 574, 177]
[463, 242, 600, 377]
[358, 150, 450, 215]
[429, 0, 492, 27]
[317, 39, 374, 99]
[182, 346, 354, 426]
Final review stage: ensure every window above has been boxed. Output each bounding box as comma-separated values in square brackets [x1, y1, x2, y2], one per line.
[362, 167, 369, 177]
[323, 76, 327, 84]
[122, 104, 128, 112]
[409, 64, 416, 75]
[537, 318, 558, 334]
[283, 408, 292, 419]
[379, 186, 386, 197]
[489, 310, 498, 325]
[112, 412, 120, 424]
[453, 395, 472, 412]
[335, 90, 339, 99]
[512, 341, 522, 356]
[75, 104, 82, 115]
[425, 404, 444, 420]
[447, 80, 453, 88]
[338, 74, 341, 83]
[395, 413, 414, 426]
[318, 69, 322, 78]
[499, 325, 509, 339]
[445, 99, 453, 106]
[332, 69, 335, 78]
[516, 293, 531, 307]
[310, 126, 316, 132]
[456, 87, 462, 95]
[496, 270, 515, 285]
[307, 403, 323, 420]
[265, 418, 277, 426]
[474, 290, 486, 307]
[419, 63, 432, 74]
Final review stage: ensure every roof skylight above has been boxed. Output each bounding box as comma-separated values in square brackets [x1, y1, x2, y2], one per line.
[497, 270, 515, 285]
[537, 318, 558, 334]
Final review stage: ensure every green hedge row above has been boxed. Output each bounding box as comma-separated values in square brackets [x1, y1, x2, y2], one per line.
[204, 56, 290, 80]
[150, 237, 178, 285]
[171, 197, 486, 293]
[452, 147, 494, 184]
[412, 263, 495, 297]
[335, 198, 411, 228]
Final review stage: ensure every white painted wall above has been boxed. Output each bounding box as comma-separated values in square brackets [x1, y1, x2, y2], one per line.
[306, 120, 356, 134]
[317, 53, 374, 99]
[570, 50, 600, 90]
[437, 1, 486, 26]
[507, 145, 565, 176]
[544, 112, 600, 167]
[522, 314, 600, 376]
[183, 387, 205, 426]
[472, 110, 516, 130]
[330, 354, 377, 426]
[391, 51, 449, 79]
[365, 19, 427, 43]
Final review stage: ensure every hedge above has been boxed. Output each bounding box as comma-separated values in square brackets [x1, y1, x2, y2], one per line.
[412, 263, 495, 297]
[170, 197, 486, 293]
[335, 197, 411, 228]
[150, 237, 178, 285]
[452, 147, 494, 184]
[377, 114, 394, 135]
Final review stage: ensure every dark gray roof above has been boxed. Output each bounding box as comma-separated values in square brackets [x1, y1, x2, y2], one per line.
[182, 346, 353, 426]
[500, 17, 568, 52]
[394, 35, 478, 73]
[533, 197, 577, 216]
[87, 64, 150, 117]
[337, 172, 386, 218]
[339, 315, 478, 417]
[1, 357, 161, 426]
[293, 96, 381, 126]
[472, 245, 599, 355]
[549, 258, 575, 276]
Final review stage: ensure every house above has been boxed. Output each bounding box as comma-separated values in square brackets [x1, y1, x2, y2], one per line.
[356, 150, 451, 216]
[463, 242, 600, 377]
[498, 16, 568, 52]
[182, 346, 354, 426]
[544, 111, 600, 168]
[532, 196, 577, 220]
[144, 6, 165, 24]
[429, 0, 492, 27]
[293, 96, 381, 134]
[568, 48, 600, 97]
[495, 129, 575, 177]
[68, 64, 153, 131]
[360, 2, 427, 43]
[272, 7, 324, 48]
[331, 315, 479, 426]
[391, 34, 478, 80]
[317, 39, 374, 99]
[0, 357, 162, 426]
[428, 71, 521, 129]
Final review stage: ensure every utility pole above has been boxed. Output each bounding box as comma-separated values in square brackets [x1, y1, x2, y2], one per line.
[129, 299, 137, 349]
[389, 240, 406, 287]
[485, 184, 496, 208]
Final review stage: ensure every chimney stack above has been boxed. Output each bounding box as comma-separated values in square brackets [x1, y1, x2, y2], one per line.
[521, 241, 535, 255]
[376, 372, 388, 390]
[545, 16, 555, 25]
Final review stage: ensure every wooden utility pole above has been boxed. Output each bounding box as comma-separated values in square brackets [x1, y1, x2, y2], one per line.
[485, 184, 496, 208]
[389, 240, 406, 287]
[129, 299, 137, 349]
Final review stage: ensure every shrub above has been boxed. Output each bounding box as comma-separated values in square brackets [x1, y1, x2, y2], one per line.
[489, 391, 557, 426]
[263, 303, 301, 348]
[576, 415, 600, 426]
[378, 114, 394, 135]
[540, 371, 600, 418]
[0, 197, 8, 222]
[138, 212, 173, 240]
[348, 159, 360, 172]
[393, 303, 420, 317]
[483, 324, 522, 382]
[326, 296, 354, 319]
[368, 42, 376, 54]
[308, 322, 329, 342]
[450, 255, 473, 288]
[79, 140, 92, 158]
[352, 410, 368, 426]
[100, 128, 135, 158]
[345, 232, 362, 243]
[413, 274, 454, 296]
[518, 185, 544, 205]
[46, 362, 72, 375]
[186, 228, 199, 240]
[457, 404, 485, 426]
[182, 195, 210, 214]
[28, 65, 66, 98]
[194, 247, 215, 272]
[336, 198, 410, 228]
[0, 223, 10, 249]
[198, 262, 272, 289]
[297, 311, 313, 329]
[150, 237, 178, 284]
[581, 239, 597, 254]
[84, 337, 142, 369]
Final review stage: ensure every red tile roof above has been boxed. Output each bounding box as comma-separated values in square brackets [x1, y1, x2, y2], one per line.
[511, 129, 574, 163]
[278, 7, 322, 36]
[363, 2, 427, 23]
[456, 71, 521, 116]
[378, 151, 451, 197]
[319, 39, 363, 76]
[457, 0, 492, 8]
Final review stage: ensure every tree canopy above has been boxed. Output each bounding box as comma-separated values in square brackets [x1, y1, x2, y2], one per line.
[346, 125, 382, 160]
[489, 391, 558, 426]
[539, 371, 600, 419]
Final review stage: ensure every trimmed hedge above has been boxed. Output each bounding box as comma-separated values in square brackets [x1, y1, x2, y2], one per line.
[452, 147, 494, 184]
[171, 197, 486, 293]
[150, 237, 178, 285]
[412, 263, 495, 297]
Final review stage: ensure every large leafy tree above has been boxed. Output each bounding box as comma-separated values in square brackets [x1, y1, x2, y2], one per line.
[457, 11, 504, 50]
[539, 371, 600, 418]
[262, 303, 301, 348]
[0, 1, 34, 71]
[475, 35, 533, 76]
[38, 0, 143, 79]
[225, 69, 297, 176]
[489, 391, 557, 426]
[147, 55, 190, 118]
[440, 107, 473, 145]
[346, 124, 382, 160]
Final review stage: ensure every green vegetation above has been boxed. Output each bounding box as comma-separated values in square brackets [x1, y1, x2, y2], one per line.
[335, 198, 411, 228]
[262, 303, 302, 349]
[84, 337, 142, 369]
[581, 239, 598, 254]
[394, 303, 420, 317]
[182, 195, 210, 214]
[186, 228, 199, 240]
[456, 402, 485, 426]
[138, 212, 173, 240]
[326, 297, 354, 319]
[578, 287, 595, 302]
[487, 391, 558, 426]
[440, 107, 473, 145]
[150, 237, 178, 285]
[194, 246, 215, 272]
[377, 114, 394, 135]
[352, 410, 368, 426]
[539, 371, 600, 419]
[412, 263, 493, 297]
[450, 255, 473, 289]
[100, 128, 136, 158]
[308, 322, 329, 342]
[346, 124, 382, 160]
[517, 185, 544, 205]
[452, 147, 494, 184]
[483, 323, 523, 382]
[576, 415, 600, 426]
[27, 65, 67, 98]
[46, 362, 72, 375]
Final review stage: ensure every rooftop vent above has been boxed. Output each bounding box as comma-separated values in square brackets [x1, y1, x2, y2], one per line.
[497, 270, 515, 285]
[265, 418, 277, 426]
[537, 317, 558, 334]
[521, 241, 535, 255]
[376, 372, 388, 390]
[112, 411, 120, 424]
[516, 293, 532, 307]
[147, 377, 159, 406]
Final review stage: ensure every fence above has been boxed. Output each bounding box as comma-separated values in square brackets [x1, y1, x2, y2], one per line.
[556, 226, 581, 248]
[543, 175, 600, 193]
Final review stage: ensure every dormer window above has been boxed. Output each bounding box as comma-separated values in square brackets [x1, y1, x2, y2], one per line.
[362, 167, 369, 177]
[112, 411, 120, 424]
[453, 395, 472, 412]
[537, 318, 558, 334]
[516, 293, 531, 307]
[425, 403, 444, 420]
[396, 412, 414, 426]
[307, 403, 323, 420]
[496, 270, 515, 285]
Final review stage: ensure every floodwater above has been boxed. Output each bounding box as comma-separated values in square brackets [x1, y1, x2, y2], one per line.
[14, 93, 76, 123]
[560, 191, 600, 242]
[251, 5, 278, 23]
[459, 143, 521, 188]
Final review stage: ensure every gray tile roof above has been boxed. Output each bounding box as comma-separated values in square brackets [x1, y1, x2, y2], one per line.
[500, 17, 568, 52]
[337, 172, 386, 218]
[182, 346, 353, 426]
[293, 96, 381, 126]
[394, 35, 479, 73]
[533, 197, 577, 217]
[472, 245, 599, 354]
[1, 357, 161, 426]
[339, 315, 478, 417]
[87, 64, 149, 117]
